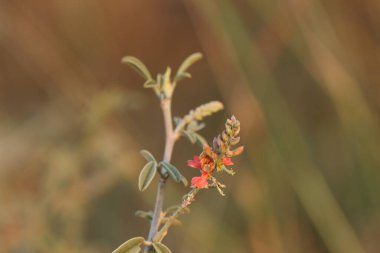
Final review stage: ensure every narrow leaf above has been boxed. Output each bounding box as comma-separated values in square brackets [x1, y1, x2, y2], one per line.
[138, 161, 157, 191]
[112, 237, 145, 253]
[122, 56, 152, 80]
[143, 79, 157, 88]
[163, 67, 172, 85]
[164, 205, 190, 215]
[182, 130, 196, 143]
[173, 72, 192, 82]
[176, 52, 203, 78]
[187, 121, 205, 132]
[140, 150, 156, 162]
[152, 242, 172, 253]
[161, 162, 182, 183]
[164, 205, 181, 214]
[135, 210, 153, 221]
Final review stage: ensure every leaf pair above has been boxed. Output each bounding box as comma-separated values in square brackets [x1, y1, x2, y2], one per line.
[182, 130, 207, 147]
[138, 150, 188, 191]
[112, 237, 172, 253]
[122, 53, 203, 98]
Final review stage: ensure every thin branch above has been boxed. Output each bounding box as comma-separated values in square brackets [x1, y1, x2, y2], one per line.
[144, 99, 176, 252]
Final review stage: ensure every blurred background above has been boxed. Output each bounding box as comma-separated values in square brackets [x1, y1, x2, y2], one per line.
[1, 0, 380, 252]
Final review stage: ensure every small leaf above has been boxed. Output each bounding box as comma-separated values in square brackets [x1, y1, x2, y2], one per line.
[221, 165, 236, 175]
[122, 56, 152, 81]
[112, 237, 145, 253]
[176, 52, 203, 80]
[138, 161, 157, 191]
[161, 217, 182, 226]
[161, 162, 182, 184]
[140, 150, 156, 163]
[164, 205, 180, 214]
[173, 72, 192, 82]
[143, 79, 157, 88]
[163, 67, 172, 86]
[135, 210, 153, 221]
[152, 242, 172, 253]
[182, 130, 196, 143]
[187, 121, 205, 132]
[164, 205, 190, 215]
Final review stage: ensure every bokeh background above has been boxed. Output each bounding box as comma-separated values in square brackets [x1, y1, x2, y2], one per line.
[1, 0, 380, 252]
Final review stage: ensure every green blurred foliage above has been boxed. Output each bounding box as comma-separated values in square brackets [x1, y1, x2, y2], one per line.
[0, 0, 379, 253]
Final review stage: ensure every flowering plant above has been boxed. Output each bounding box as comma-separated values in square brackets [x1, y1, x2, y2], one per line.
[113, 53, 243, 253]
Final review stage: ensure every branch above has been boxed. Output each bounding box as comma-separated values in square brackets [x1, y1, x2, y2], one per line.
[144, 99, 176, 252]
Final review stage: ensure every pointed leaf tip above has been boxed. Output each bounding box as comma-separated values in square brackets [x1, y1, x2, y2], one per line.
[140, 150, 156, 162]
[138, 161, 157, 191]
[152, 242, 172, 253]
[161, 162, 186, 185]
[122, 56, 152, 81]
[112, 237, 145, 253]
[175, 52, 203, 82]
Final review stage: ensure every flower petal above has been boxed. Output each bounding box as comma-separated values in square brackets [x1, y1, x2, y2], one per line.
[191, 173, 209, 188]
[222, 157, 234, 166]
[187, 156, 202, 169]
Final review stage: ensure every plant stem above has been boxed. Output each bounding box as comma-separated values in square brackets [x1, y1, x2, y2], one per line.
[144, 99, 175, 252]
[154, 188, 200, 242]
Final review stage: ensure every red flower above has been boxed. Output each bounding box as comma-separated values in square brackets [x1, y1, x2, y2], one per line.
[222, 157, 234, 166]
[187, 156, 202, 170]
[188, 145, 236, 188]
[191, 172, 209, 188]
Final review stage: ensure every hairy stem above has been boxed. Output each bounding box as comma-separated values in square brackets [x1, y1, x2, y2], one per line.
[144, 99, 175, 252]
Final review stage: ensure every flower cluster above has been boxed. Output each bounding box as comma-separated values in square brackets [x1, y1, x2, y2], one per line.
[187, 116, 244, 190]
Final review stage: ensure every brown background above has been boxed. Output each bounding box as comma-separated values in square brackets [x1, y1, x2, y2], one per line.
[1, 0, 380, 253]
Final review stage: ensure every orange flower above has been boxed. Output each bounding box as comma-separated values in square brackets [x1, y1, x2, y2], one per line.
[187, 145, 235, 188]
[190, 172, 209, 189]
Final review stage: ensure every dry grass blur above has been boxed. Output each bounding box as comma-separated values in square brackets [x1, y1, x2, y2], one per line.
[1, 0, 380, 253]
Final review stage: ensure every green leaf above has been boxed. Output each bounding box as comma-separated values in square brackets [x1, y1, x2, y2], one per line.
[163, 67, 172, 86]
[122, 56, 152, 81]
[164, 205, 190, 215]
[187, 121, 205, 132]
[164, 205, 180, 214]
[152, 242, 172, 253]
[173, 72, 192, 82]
[138, 161, 157, 191]
[140, 150, 156, 163]
[112, 237, 145, 253]
[175, 53, 203, 81]
[143, 79, 157, 88]
[182, 130, 197, 143]
[135, 210, 153, 221]
[160, 162, 183, 184]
